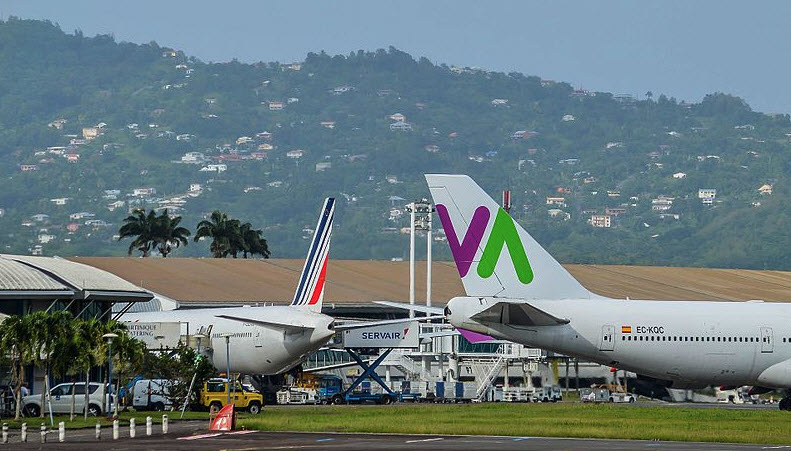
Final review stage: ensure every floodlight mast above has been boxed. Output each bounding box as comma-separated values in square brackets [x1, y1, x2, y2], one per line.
[405, 199, 435, 318]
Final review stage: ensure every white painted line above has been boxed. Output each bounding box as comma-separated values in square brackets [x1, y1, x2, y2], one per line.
[178, 432, 224, 440]
[405, 437, 444, 443]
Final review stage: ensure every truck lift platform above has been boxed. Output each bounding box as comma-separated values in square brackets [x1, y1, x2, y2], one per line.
[333, 349, 420, 404]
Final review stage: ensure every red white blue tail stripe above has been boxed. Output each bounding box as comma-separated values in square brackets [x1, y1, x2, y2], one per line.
[291, 197, 334, 311]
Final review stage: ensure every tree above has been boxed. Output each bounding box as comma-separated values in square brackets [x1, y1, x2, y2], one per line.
[29, 311, 73, 419]
[238, 223, 270, 259]
[118, 209, 158, 256]
[153, 209, 190, 257]
[194, 211, 239, 258]
[0, 315, 36, 419]
[74, 318, 105, 420]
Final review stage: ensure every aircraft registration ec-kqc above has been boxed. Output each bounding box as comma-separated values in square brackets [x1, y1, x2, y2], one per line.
[383, 174, 791, 410]
[125, 198, 432, 375]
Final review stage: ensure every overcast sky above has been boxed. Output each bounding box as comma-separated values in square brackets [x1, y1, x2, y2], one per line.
[4, 1, 790, 114]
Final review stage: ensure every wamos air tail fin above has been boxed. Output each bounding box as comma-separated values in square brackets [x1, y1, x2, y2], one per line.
[426, 174, 592, 300]
[291, 197, 334, 312]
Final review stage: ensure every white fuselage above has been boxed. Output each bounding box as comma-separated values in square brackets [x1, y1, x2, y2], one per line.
[448, 297, 791, 388]
[124, 306, 335, 375]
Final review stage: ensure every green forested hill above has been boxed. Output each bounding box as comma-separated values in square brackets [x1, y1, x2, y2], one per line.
[1, 17, 791, 269]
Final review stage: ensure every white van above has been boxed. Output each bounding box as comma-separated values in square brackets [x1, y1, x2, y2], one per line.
[22, 382, 110, 417]
[132, 379, 173, 411]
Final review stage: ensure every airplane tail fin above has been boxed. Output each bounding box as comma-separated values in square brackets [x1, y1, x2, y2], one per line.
[290, 197, 335, 312]
[426, 174, 592, 300]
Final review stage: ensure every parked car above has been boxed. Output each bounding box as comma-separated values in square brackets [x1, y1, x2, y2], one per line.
[22, 382, 111, 417]
[132, 379, 173, 411]
[198, 378, 263, 414]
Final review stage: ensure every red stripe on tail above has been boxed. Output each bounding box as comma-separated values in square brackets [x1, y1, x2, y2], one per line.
[308, 256, 328, 305]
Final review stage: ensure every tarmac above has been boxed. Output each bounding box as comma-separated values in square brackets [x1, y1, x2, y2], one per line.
[4, 421, 780, 450]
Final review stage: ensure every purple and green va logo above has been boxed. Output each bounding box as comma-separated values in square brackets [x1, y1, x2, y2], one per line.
[436, 204, 534, 284]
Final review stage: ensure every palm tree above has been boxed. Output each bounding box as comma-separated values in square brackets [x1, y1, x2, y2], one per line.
[118, 209, 158, 256]
[112, 332, 146, 412]
[153, 210, 190, 257]
[195, 211, 239, 258]
[238, 223, 270, 259]
[74, 318, 105, 420]
[30, 311, 73, 420]
[0, 315, 36, 420]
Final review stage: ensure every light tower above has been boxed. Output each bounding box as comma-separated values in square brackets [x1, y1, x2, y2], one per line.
[405, 199, 434, 318]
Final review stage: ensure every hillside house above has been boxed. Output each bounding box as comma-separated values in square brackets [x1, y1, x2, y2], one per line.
[47, 146, 66, 154]
[106, 201, 125, 212]
[65, 153, 80, 163]
[390, 122, 412, 131]
[425, 145, 440, 153]
[288, 97, 299, 104]
[181, 152, 206, 163]
[583, 176, 597, 184]
[491, 99, 508, 106]
[82, 127, 101, 140]
[386, 175, 400, 184]
[286, 150, 304, 159]
[250, 152, 267, 160]
[69, 212, 95, 220]
[333, 86, 354, 95]
[66, 223, 80, 232]
[759, 184, 773, 195]
[562, 114, 576, 122]
[606, 142, 624, 149]
[243, 186, 262, 193]
[257, 143, 274, 151]
[285, 62, 301, 71]
[589, 215, 612, 228]
[547, 209, 571, 220]
[31, 214, 50, 222]
[607, 190, 621, 198]
[267, 181, 283, 188]
[268, 101, 284, 111]
[48, 119, 67, 129]
[659, 213, 681, 220]
[546, 197, 566, 207]
[315, 162, 332, 172]
[200, 164, 227, 172]
[38, 233, 56, 244]
[189, 183, 203, 193]
[133, 188, 156, 197]
[511, 130, 537, 140]
[236, 136, 254, 145]
[20, 165, 39, 172]
[559, 159, 579, 165]
[605, 207, 627, 217]
[50, 198, 69, 206]
[698, 189, 717, 204]
[320, 121, 336, 129]
[652, 196, 674, 212]
[256, 131, 273, 140]
[673, 172, 687, 179]
[388, 113, 406, 122]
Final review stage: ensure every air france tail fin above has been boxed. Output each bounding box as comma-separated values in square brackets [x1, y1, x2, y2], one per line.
[426, 174, 592, 300]
[291, 197, 335, 312]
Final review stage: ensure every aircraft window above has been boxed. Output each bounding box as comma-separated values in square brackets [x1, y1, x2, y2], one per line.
[738, 337, 742, 342]
[695, 337, 699, 342]
[706, 337, 710, 342]
[650, 336, 655, 341]
[784, 338, 787, 343]
[684, 337, 688, 342]
[662, 336, 666, 341]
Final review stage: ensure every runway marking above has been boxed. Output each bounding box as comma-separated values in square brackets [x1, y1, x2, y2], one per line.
[178, 432, 224, 440]
[316, 438, 334, 442]
[405, 437, 444, 443]
[762, 447, 791, 449]
[512, 437, 532, 441]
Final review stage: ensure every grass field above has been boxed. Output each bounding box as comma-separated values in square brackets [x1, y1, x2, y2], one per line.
[238, 403, 791, 445]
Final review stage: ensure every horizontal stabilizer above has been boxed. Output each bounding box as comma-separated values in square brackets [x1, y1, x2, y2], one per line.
[471, 302, 569, 327]
[216, 314, 315, 332]
[333, 316, 445, 331]
[373, 301, 445, 315]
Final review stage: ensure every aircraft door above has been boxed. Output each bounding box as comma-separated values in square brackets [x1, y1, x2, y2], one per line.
[599, 325, 615, 351]
[760, 327, 773, 353]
